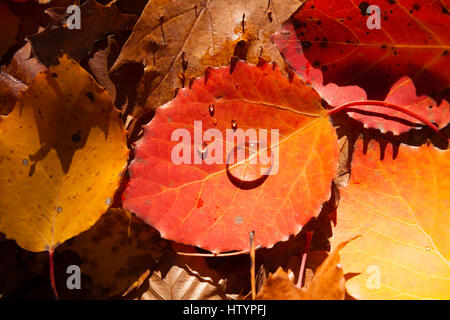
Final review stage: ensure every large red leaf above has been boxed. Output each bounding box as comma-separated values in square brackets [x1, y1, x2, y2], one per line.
[123, 60, 339, 253]
[331, 140, 450, 299]
[274, 0, 450, 101]
[272, 0, 450, 134]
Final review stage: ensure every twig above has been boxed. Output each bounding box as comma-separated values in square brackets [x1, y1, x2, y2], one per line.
[48, 248, 59, 300]
[296, 231, 313, 288]
[249, 231, 256, 300]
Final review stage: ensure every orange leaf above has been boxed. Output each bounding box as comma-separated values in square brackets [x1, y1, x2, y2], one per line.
[332, 139, 450, 299]
[123, 60, 339, 253]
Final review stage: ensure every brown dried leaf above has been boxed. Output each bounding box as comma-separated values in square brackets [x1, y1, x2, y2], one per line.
[87, 37, 121, 104]
[137, 254, 227, 300]
[58, 208, 170, 297]
[111, 0, 304, 116]
[27, 0, 138, 66]
[0, 71, 26, 115]
[3, 43, 46, 85]
[256, 238, 355, 300]
[0, 43, 46, 116]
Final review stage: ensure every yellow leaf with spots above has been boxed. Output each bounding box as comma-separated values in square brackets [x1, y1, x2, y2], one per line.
[0, 55, 128, 252]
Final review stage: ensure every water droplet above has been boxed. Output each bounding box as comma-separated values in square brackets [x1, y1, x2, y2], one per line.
[426, 246, 431, 251]
[231, 119, 237, 131]
[208, 104, 215, 116]
[212, 118, 218, 125]
[105, 198, 112, 206]
[235, 216, 244, 224]
[225, 140, 275, 189]
[22, 159, 29, 166]
[197, 142, 208, 160]
[56, 207, 62, 213]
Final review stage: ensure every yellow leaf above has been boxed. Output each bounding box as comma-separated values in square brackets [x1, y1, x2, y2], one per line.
[332, 140, 450, 299]
[0, 55, 128, 252]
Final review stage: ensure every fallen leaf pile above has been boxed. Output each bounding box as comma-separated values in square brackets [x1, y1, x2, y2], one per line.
[0, 0, 448, 300]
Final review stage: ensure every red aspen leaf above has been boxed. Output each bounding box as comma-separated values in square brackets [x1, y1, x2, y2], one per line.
[273, 0, 450, 101]
[0, 55, 128, 252]
[122, 60, 339, 253]
[331, 139, 450, 299]
[272, 0, 450, 134]
[340, 77, 450, 135]
[27, 0, 137, 66]
[111, 0, 303, 116]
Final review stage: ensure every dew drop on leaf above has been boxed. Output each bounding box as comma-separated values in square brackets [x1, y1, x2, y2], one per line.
[208, 104, 215, 116]
[197, 142, 208, 160]
[231, 119, 238, 131]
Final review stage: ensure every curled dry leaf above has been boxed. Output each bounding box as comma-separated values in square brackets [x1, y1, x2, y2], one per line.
[331, 139, 450, 299]
[27, 0, 138, 67]
[0, 71, 26, 115]
[0, 55, 128, 252]
[3, 43, 46, 85]
[256, 238, 354, 300]
[137, 254, 227, 300]
[0, 43, 46, 116]
[87, 37, 121, 105]
[123, 60, 339, 253]
[111, 0, 304, 116]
